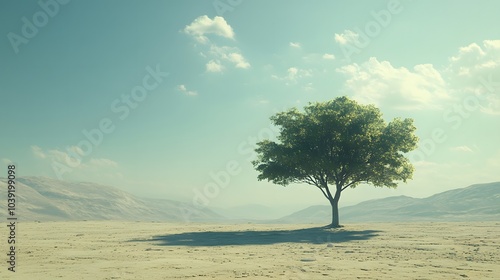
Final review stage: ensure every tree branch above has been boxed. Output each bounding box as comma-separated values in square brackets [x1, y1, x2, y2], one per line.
[341, 180, 360, 191]
[305, 174, 330, 201]
[316, 185, 330, 200]
[324, 183, 334, 202]
[304, 175, 319, 187]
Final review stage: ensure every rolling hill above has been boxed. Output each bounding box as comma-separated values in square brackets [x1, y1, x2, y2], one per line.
[277, 182, 500, 223]
[0, 176, 221, 222]
[2, 177, 498, 223]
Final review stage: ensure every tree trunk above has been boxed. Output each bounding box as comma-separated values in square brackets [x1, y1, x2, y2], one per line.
[329, 189, 342, 228]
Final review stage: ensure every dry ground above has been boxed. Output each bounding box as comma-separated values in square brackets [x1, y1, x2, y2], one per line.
[1, 221, 499, 279]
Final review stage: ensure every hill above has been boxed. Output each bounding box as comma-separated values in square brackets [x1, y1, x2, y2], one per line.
[0, 176, 221, 222]
[277, 182, 500, 223]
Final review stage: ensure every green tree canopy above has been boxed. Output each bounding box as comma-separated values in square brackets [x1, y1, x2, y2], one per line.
[253, 96, 418, 227]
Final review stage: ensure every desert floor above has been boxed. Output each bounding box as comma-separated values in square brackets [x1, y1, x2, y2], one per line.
[1, 221, 499, 279]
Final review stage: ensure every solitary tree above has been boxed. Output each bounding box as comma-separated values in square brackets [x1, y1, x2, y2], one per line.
[252, 97, 418, 227]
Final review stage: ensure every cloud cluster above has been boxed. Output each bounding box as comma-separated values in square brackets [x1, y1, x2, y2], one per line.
[31, 145, 118, 168]
[89, 158, 119, 167]
[31, 145, 122, 179]
[322, 53, 335, 60]
[184, 15, 250, 73]
[448, 40, 500, 79]
[177, 84, 198, 96]
[205, 45, 250, 72]
[206, 60, 224, 72]
[228, 52, 250, 69]
[183, 15, 234, 44]
[446, 40, 500, 114]
[334, 30, 359, 45]
[450, 146, 474, 153]
[337, 57, 450, 110]
[272, 67, 313, 85]
[336, 40, 500, 112]
[286, 67, 312, 82]
[271, 67, 314, 92]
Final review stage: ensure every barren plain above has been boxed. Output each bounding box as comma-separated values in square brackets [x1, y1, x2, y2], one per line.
[2, 221, 499, 279]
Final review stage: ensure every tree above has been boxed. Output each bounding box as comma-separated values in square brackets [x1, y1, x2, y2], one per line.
[252, 97, 418, 227]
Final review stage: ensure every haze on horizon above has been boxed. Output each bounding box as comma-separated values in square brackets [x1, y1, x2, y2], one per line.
[1, 0, 499, 214]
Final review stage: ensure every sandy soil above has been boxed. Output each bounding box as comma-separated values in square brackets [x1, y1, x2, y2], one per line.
[1, 221, 499, 279]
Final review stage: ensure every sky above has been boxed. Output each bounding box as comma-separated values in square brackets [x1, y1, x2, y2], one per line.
[1, 0, 499, 215]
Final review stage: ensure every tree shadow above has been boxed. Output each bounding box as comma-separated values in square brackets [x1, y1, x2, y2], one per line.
[129, 226, 382, 247]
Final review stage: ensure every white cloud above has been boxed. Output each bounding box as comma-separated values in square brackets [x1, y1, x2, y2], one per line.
[31, 145, 82, 165]
[446, 40, 500, 114]
[286, 67, 312, 82]
[334, 30, 359, 45]
[448, 40, 500, 79]
[31, 145, 119, 174]
[206, 60, 224, 72]
[272, 67, 313, 87]
[303, 82, 314, 92]
[322, 53, 335, 60]
[289, 42, 301, 48]
[228, 53, 250, 69]
[31, 145, 46, 159]
[1, 158, 12, 165]
[177, 84, 198, 96]
[208, 45, 250, 70]
[337, 57, 450, 110]
[335, 40, 500, 112]
[67, 146, 84, 156]
[184, 16, 250, 73]
[89, 158, 119, 167]
[450, 146, 474, 153]
[184, 15, 234, 44]
[301, 53, 336, 64]
[287, 67, 298, 78]
[29, 145, 123, 182]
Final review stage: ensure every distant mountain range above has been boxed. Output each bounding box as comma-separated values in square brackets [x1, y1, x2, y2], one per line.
[1, 177, 498, 223]
[0, 176, 221, 222]
[277, 182, 500, 223]
[212, 204, 295, 220]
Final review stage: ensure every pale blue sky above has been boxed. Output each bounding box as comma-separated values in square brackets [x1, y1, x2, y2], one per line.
[1, 0, 499, 214]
